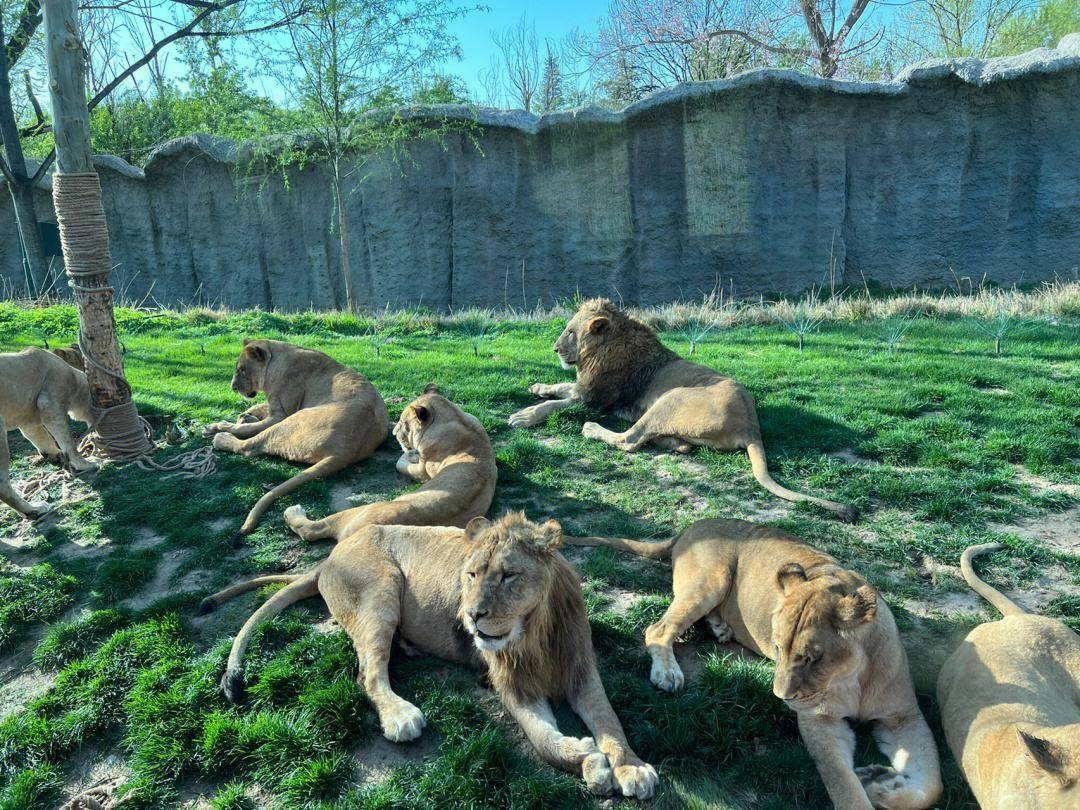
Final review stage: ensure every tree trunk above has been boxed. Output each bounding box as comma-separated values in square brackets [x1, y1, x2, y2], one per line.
[42, 0, 150, 457]
[333, 160, 356, 312]
[0, 16, 48, 295]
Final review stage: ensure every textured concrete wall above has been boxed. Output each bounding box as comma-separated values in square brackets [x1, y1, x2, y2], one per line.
[3, 42, 1079, 310]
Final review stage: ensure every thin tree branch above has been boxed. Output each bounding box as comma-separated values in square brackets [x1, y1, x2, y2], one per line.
[4, 0, 42, 69]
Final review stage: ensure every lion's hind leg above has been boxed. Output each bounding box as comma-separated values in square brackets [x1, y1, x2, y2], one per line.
[856, 715, 942, 809]
[321, 557, 424, 742]
[0, 418, 48, 518]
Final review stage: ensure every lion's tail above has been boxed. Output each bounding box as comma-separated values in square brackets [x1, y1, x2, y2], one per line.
[564, 534, 675, 561]
[746, 441, 858, 523]
[206, 569, 322, 703]
[960, 544, 1025, 617]
[236, 455, 351, 543]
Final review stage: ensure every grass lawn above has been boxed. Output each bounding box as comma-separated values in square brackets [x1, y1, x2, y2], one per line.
[0, 300, 1077, 809]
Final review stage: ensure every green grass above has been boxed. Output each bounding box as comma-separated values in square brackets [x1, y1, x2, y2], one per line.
[0, 301, 1077, 808]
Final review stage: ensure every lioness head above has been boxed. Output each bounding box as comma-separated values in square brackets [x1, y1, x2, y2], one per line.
[770, 563, 878, 709]
[554, 299, 624, 369]
[392, 384, 444, 453]
[51, 344, 84, 372]
[231, 339, 271, 399]
[459, 512, 564, 653]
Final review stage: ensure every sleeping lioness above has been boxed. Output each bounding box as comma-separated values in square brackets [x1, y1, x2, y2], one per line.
[203, 339, 388, 542]
[284, 385, 496, 542]
[569, 519, 942, 809]
[510, 299, 856, 521]
[0, 347, 97, 519]
[937, 544, 1080, 809]
[199, 512, 659, 798]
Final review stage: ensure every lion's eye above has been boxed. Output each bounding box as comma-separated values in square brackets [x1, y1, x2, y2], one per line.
[466, 571, 476, 580]
[501, 572, 518, 583]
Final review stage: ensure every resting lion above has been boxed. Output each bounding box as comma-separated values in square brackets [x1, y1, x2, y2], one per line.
[198, 512, 659, 798]
[0, 347, 97, 519]
[569, 519, 941, 809]
[510, 299, 856, 521]
[283, 384, 496, 542]
[203, 339, 388, 542]
[937, 544, 1080, 809]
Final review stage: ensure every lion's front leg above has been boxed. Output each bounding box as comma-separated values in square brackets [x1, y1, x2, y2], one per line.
[204, 413, 283, 440]
[569, 664, 659, 799]
[529, 382, 578, 399]
[856, 714, 942, 809]
[797, 714, 874, 810]
[508, 397, 578, 428]
[502, 693, 615, 795]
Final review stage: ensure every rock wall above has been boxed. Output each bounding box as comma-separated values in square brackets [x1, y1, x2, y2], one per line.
[3, 42, 1079, 310]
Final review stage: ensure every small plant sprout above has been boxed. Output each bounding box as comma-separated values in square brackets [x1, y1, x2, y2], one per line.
[882, 312, 920, 353]
[973, 307, 1035, 356]
[774, 291, 824, 353]
[465, 314, 494, 357]
[366, 307, 395, 358]
[679, 317, 718, 356]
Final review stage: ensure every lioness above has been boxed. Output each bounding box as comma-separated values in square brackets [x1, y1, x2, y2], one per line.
[937, 544, 1080, 809]
[510, 299, 856, 521]
[283, 385, 496, 542]
[199, 512, 659, 798]
[204, 339, 388, 542]
[569, 519, 941, 809]
[0, 347, 97, 519]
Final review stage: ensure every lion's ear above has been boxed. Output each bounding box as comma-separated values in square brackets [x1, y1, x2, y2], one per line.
[464, 516, 491, 541]
[834, 585, 878, 629]
[534, 519, 564, 553]
[412, 404, 431, 425]
[776, 563, 807, 593]
[243, 342, 269, 363]
[1017, 730, 1069, 780]
[585, 316, 610, 335]
[423, 383, 441, 395]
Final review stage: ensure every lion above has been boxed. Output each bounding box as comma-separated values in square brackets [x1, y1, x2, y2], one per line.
[283, 384, 497, 543]
[509, 299, 856, 521]
[937, 544, 1080, 809]
[568, 519, 941, 809]
[198, 512, 659, 798]
[203, 339, 388, 542]
[0, 347, 97, 519]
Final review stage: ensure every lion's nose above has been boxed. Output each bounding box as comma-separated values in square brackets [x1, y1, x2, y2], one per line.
[469, 609, 488, 622]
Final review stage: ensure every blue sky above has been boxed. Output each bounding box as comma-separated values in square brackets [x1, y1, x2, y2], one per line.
[445, 0, 611, 94]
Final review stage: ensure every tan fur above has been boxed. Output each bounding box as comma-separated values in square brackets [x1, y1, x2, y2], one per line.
[937, 544, 1080, 809]
[283, 385, 496, 542]
[569, 519, 941, 809]
[203, 339, 388, 540]
[510, 299, 857, 521]
[0, 347, 97, 518]
[201, 513, 658, 798]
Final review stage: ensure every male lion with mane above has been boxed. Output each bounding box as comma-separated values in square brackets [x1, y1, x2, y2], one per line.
[199, 512, 659, 798]
[204, 339, 387, 542]
[510, 299, 856, 521]
[569, 519, 941, 809]
[282, 385, 496, 542]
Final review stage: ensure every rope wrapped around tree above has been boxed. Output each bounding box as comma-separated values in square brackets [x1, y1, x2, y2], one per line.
[53, 172, 215, 479]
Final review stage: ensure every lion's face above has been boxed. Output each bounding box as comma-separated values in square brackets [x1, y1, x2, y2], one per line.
[555, 301, 617, 369]
[231, 340, 270, 399]
[392, 384, 442, 453]
[459, 513, 563, 654]
[769, 563, 878, 710]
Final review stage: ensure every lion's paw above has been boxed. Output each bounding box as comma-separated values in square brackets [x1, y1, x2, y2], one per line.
[508, 407, 541, 428]
[708, 617, 733, 643]
[528, 383, 550, 397]
[614, 763, 659, 800]
[202, 421, 231, 437]
[581, 751, 614, 795]
[650, 654, 685, 692]
[856, 764, 914, 808]
[283, 505, 307, 526]
[212, 432, 240, 452]
[381, 700, 427, 743]
[581, 421, 606, 441]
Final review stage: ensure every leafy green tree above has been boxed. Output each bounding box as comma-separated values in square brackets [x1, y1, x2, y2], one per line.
[991, 0, 1080, 52]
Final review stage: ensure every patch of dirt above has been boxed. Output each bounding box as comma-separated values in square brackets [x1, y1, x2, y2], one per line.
[330, 483, 358, 512]
[828, 448, 880, 466]
[126, 546, 184, 611]
[743, 502, 793, 523]
[993, 505, 1080, 557]
[902, 591, 985, 620]
[0, 668, 56, 720]
[1013, 468, 1080, 499]
[59, 748, 131, 807]
[601, 588, 642, 615]
[350, 730, 439, 787]
[208, 517, 231, 533]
